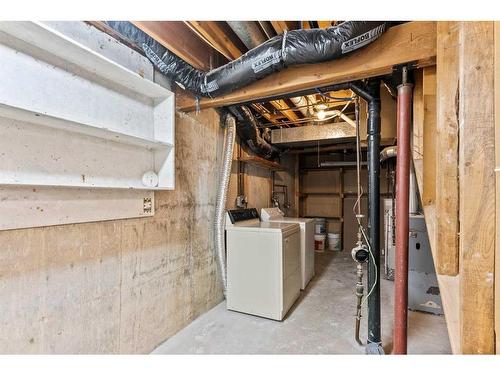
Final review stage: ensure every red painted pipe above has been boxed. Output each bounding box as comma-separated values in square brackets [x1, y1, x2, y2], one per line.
[393, 82, 414, 355]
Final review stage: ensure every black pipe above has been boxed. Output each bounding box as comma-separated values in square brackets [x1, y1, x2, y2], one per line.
[364, 80, 382, 353]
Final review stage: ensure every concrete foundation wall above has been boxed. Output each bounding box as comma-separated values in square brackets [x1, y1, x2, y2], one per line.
[0, 108, 225, 354]
[0, 21, 224, 354]
[0, 22, 291, 354]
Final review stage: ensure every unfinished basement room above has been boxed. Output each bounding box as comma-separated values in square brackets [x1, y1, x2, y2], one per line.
[1, 2, 500, 370]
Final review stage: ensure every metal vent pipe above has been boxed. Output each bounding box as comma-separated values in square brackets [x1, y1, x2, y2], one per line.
[214, 114, 236, 296]
[226, 21, 268, 49]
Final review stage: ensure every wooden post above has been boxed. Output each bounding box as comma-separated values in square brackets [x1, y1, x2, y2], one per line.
[494, 21, 500, 354]
[459, 21, 495, 354]
[436, 22, 460, 276]
[422, 67, 437, 208]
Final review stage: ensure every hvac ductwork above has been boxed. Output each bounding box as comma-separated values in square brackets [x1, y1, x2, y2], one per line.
[107, 21, 387, 98]
[214, 114, 237, 296]
[228, 105, 281, 159]
[226, 21, 267, 50]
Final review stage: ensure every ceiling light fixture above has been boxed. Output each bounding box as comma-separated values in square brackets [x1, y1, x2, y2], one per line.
[316, 110, 326, 121]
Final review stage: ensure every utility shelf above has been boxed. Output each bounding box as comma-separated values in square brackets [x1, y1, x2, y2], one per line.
[0, 21, 175, 190]
[238, 144, 284, 171]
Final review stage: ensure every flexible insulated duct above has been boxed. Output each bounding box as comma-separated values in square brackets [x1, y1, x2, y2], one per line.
[107, 21, 387, 98]
[214, 114, 236, 296]
[228, 105, 281, 159]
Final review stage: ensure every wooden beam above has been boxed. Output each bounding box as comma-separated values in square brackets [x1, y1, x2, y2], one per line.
[270, 21, 289, 35]
[258, 21, 277, 39]
[269, 99, 300, 123]
[317, 21, 334, 28]
[435, 21, 460, 276]
[131, 21, 227, 70]
[185, 21, 244, 60]
[422, 66, 437, 207]
[86, 21, 145, 56]
[459, 21, 495, 354]
[412, 69, 424, 161]
[251, 103, 282, 126]
[239, 144, 284, 171]
[495, 21, 500, 355]
[178, 21, 437, 112]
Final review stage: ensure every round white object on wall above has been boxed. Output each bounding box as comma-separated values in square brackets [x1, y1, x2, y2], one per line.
[142, 170, 159, 188]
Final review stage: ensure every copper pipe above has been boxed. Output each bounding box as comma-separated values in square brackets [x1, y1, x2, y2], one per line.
[355, 264, 364, 346]
[393, 81, 414, 355]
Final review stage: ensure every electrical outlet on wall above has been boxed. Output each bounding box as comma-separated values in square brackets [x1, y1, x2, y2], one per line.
[143, 197, 153, 214]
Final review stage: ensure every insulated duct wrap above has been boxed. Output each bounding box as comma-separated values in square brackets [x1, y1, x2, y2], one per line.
[214, 114, 236, 296]
[228, 105, 281, 159]
[106, 21, 387, 98]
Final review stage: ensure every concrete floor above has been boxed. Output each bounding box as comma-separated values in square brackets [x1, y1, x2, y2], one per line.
[153, 250, 451, 354]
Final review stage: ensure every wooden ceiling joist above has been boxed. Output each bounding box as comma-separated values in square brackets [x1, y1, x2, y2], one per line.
[185, 21, 245, 60]
[270, 21, 300, 35]
[317, 21, 335, 28]
[269, 99, 300, 123]
[185, 22, 301, 124]
[132, 21, 227, 70]
[251, 103, 281, 126]
[258, 21, 277, 39]
[178, 22, 437, 112]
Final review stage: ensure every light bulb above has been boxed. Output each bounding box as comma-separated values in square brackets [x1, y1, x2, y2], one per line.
[316, 110, 326, 120]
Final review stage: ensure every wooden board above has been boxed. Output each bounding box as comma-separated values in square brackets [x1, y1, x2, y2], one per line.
[303, 194, 341, 218]
[185, 21, 244, 60]
[435, 22, 460, 276]
[178, 22, 437, 112]
[301, 170, 340, 194]
[494, 21, 500, 354]
[458, 21, 495, 354]
[412, 69, 424, 161]
[132, 21, 227, 70]
[422, 66, 437, 207]
[414, 155, 461, 353]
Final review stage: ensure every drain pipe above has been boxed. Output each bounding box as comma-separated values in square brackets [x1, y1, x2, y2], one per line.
[214, 113, 236, 296]
[239, 79, 383, 350]
[393, 68, 414, 354]
[320, 80, 383, 353]
[318, 80, 383, 353]
[359, 80, 383, 354]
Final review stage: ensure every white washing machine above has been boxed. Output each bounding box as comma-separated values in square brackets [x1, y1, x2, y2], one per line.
[225, 208, 301, 321]
[261, 207, 315, 290]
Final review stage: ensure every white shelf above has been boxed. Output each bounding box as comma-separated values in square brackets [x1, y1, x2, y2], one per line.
[0, 103, 173, 150]
[0, 21, 175, 190]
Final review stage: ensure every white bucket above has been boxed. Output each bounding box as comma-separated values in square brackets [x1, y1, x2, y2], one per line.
[314, 218, 327, 234]
[328, 233, 341, 251]
[314, 234, 326, 252]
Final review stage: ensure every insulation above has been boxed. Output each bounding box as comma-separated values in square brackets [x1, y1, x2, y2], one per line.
[106, 21, 387, 98]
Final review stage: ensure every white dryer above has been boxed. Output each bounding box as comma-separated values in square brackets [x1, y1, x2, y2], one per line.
[225, 208, 301, 321]
[261, 207, 315, 290]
